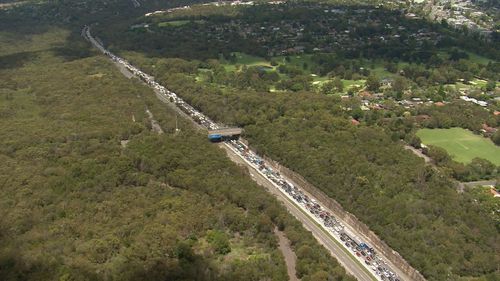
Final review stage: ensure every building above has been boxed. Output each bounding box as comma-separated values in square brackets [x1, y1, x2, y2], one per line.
[489, 186, 500, 198]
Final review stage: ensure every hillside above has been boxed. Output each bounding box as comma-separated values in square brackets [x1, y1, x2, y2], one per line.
[0, 15, 354, 281]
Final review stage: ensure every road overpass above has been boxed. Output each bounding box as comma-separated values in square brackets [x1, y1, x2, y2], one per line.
[83, 25, 422, 281]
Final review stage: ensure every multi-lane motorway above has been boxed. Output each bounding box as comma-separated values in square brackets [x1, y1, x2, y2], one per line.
[82, 25, 416, 281]
[221, 144, 376, 281]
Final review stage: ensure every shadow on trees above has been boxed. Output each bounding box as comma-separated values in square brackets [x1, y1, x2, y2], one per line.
[0, 51, 38, 70]
[0, 252, 58, 281]
[51, 33, 93, 62]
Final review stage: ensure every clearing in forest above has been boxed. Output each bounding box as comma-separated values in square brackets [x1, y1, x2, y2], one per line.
[417, 128, 500, 165]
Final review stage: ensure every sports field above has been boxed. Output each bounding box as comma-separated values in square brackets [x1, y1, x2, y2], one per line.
[417, 128, 500, 165]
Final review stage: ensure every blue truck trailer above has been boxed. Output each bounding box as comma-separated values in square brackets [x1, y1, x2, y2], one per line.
[208, 127, 243, 143]
[208, 134, 223, 142]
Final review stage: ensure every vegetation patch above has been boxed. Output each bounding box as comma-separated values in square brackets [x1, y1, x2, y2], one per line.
[158, 20, 204, 27]
[417, 128, 500, 165]
[221, 52, 273, 71]
[0, 11, 356, 280]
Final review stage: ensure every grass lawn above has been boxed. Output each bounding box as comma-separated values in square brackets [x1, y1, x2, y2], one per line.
[417, 128, 500, 165]
[158, 20, 204, 27]
[312, 77, 365, 90]
[195, 69, 210, 82]
[311, 75, 328, 83]
[367, 60, 409, 78]
[343, 79, 365, 89]
[438, 49, 492, 65]
[221, 52, 273, 72]
[274, 54, 318, 74]
[468, 78, 488, 88]
[369, 65, 391, 77]
[220, 53, 384, 91]
[233, 52, 270, 65]
[465, 51, 492, 65]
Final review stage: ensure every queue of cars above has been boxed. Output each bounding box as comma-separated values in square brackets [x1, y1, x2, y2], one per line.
[227, 141, 400, 281]
[83, 25, 401, 281]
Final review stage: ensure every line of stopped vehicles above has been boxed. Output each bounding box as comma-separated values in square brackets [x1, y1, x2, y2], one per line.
[83, 25, 401, 281]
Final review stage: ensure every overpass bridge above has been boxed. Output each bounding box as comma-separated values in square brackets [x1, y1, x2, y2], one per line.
[208, 127, 243, 142]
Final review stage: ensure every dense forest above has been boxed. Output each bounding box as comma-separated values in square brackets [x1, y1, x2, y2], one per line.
[76, 2, 500, 280]
[1, 1, 499, 281]
[120, 50, 500, 280]
[0, 4, 356, 281]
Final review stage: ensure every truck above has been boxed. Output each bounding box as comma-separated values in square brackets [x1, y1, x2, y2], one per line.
[208, 134, 223, 142]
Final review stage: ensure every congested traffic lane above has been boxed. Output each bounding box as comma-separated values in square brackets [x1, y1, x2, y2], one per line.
[222, 143, 377, 281]
[83, 25, 408, 281]
[225, 141, 400, 281]
[222, 142, 376, 281]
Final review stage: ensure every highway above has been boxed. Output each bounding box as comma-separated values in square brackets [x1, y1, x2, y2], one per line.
[221, 144, 375, 281]
[82, 25, 418, 281]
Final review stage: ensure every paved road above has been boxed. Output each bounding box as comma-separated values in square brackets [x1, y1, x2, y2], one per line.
[88, 33, 399, 280]
[457, 180, 497, 193]
[142, 79, 376, 280]
[106, 58, 379, 281]
[221, 144, 375, 281]
[461, 180, 497, 187]
[404, 145, 433, 164]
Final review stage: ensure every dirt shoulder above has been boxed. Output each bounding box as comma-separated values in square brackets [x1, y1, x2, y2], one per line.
[274, 227, 299, 281]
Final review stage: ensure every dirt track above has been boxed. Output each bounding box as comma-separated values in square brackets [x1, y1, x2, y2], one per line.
[275, 228, 299, 281]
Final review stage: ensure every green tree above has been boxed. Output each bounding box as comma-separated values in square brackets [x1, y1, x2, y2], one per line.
[207, 230, 231, 255]
[392, 76, 408, 96]
[321, 81, 335, 95]
[366, 74, 380, 92]
[485, 79, 496, 91]
[492, 131, 500, 146]
[425, 145, 451, 165]
[333, 77, 343, 92]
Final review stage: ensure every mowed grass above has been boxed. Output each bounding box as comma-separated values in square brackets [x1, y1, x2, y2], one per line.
[221, 52, 272, 72]
[274, 54, 319, 75]
[158, 20, 204, 27]
[219, 53, 371, 92]
[437, 49, 492, 65]
[417, 128, 500, 165]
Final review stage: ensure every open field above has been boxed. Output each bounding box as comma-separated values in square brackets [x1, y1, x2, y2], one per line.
[223, 53, 368, 91]
[343, 79, 366, 89]
[465, 51, 492, 65]
[221, 52, 273, 71]
[417, 128, 500, 165]
[437, 49, 492, 65]
[274, 54, 316, 72]
[367, 60, 410, 78]
[158, 20, 204, 27]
